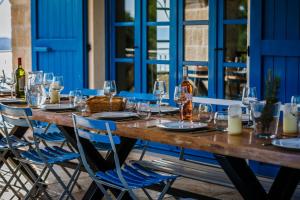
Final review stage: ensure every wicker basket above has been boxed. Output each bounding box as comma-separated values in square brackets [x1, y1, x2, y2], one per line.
[86, 96, 125, 113]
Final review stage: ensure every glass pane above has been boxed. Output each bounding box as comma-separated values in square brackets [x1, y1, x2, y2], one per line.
[224, 67, 247, 100]
[148, 26, 170, 60]
[116, 63, 134, 91]
[224, 25, 247, 63]
[116, 27, 134, 58]
[184, 25, 208, 61]
[116, 0, 135, 22]
[148, 0, 170, 22]
[225, 0, 247, 19]
[147, 64, 169, 95]
[185, 65, 208, 96]
[185, 0, 209, 21]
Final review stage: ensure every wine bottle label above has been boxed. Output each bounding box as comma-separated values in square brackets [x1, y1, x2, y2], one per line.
[19, 76, 25, 91]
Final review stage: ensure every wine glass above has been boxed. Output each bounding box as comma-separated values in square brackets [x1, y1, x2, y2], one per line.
[103, 80, 117, 111]
[153, 80, 167, 119]
[174, 86, 188, 123]
[198, 103, 213, 123]
[242, 87, 257, 126]
[52, 76, 64, 91]
[43, 72, 54, 96]
[5, 72, 16, 99]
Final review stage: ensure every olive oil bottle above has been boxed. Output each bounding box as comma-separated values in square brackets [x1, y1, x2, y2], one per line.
[15, 58, 25, 98]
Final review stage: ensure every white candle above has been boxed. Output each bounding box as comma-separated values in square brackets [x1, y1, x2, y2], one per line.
[283, 103, 298, 136]
[228, 116, 242, 135]
[50, 90, 60, 104]
[283, 113, 297, 135]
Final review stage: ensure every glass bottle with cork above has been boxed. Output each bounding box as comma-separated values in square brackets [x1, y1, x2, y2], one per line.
[181, 66, 193, 121]
[15, 58, 26, 99]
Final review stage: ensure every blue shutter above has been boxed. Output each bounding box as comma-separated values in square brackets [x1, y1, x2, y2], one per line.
[250, 0, 300, 102]
[31, 0, 87, 92]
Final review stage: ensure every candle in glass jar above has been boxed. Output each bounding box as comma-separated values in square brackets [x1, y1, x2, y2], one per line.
[50, 90, 60, 104]
[283, 103, 298, 135]
[228, 116, 242, 135]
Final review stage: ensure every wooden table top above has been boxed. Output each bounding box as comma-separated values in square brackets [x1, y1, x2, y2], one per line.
[29, 108, 300, 170]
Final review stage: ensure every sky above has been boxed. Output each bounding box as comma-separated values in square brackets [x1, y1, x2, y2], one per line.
[0, 0, 11, 38]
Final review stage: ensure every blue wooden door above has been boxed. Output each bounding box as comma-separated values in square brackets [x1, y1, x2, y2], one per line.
[250, 0, 300, 102]
[31, 0, 87, 92]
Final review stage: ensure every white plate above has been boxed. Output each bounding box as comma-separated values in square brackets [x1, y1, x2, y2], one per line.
[41, 104, 76, 111]
[148, 105, 179, 113]
[92, 112, 138, 120]
[157, 121, 208, 132]
[272, 138, 300, 150]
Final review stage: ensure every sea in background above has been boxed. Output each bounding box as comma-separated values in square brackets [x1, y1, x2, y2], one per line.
[0, 51, 13, 76]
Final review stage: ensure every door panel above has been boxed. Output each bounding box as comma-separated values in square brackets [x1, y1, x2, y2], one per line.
[32, 0, 87, 92]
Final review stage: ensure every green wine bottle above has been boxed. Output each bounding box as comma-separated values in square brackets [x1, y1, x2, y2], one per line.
[15, 58, 25, 98]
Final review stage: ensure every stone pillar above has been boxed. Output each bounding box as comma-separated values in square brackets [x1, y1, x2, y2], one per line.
[10, 0, 31, 72]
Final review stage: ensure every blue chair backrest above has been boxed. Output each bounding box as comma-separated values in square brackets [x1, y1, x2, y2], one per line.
[0, 103, 32, 128]
[81, 89, 104, 96]
[72, 114, 123, 179]
[118, 91, 156, 102]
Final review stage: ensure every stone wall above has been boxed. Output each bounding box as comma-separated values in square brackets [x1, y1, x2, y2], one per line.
[10, 0, 31, 72]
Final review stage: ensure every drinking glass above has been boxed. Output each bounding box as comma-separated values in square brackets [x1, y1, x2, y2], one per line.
[103, 80, 117, 111]
[5, 72, 16, 98]
[198, 103, 213, 123]
[214, 111, 228, 131]
[242, 86, 257, 126]
[137, 102, 152, 120]
[43, 72, 54, 96]
[153, 80, 167, 119]
[125, 97, 136, 112]
[76, 96, 88, 114]
[73, 90, 83, 106]
[0, 69, 6, 88]
[174, 86, 188, 123]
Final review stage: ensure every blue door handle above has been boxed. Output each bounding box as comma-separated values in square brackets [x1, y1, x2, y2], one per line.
[34, 47, 51, 52]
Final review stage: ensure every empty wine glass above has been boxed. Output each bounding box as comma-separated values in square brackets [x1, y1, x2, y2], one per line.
[198, 103, 213, 123]
[49, 76, 64, 104]
[52, 76, 64, 91]
[153, 80, 167, 119]
[242, 87, 257, 126]
[43, 72, 54, 97]
[103, 80, 117, 111]
[5, 72, 16, 98]
[174, 86, 188, 123]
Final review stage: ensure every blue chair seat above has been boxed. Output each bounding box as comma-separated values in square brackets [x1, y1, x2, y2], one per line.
[35, 128, 66, 143]
[0, 136, 28, 150]
[20, 146, 80, 164]
[95, 163, 177, 189]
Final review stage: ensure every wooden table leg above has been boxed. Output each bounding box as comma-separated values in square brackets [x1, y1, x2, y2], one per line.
[58, 126, 137, 200]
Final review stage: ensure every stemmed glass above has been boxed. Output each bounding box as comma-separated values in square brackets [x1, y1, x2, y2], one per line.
[174, 86, 188, 123]
[49, 76, 64, 104]
[5, 72, 16, 99]
[153, 80, 167, 119]
[103, 80, 117, 111]
[43, 72, 54, 97]
[242, 86, 257, 126]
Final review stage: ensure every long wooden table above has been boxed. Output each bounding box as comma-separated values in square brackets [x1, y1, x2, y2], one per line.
[28, 109, 300, 200]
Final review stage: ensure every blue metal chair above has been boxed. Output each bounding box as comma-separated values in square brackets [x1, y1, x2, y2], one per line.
[81, 88, 104, 96]
[0, 103, 82, 200]
[0, 123, 30, 199]
[119, 91, 156, 103]
[72, 114, 177, 200]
